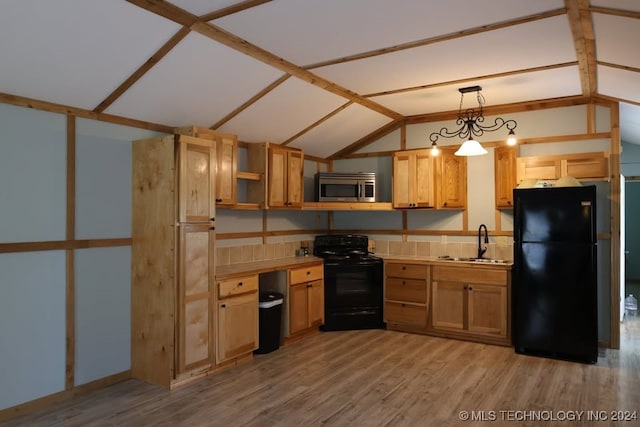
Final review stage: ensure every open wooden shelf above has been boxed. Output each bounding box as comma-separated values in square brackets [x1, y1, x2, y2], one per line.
[237, 171, 262, 181]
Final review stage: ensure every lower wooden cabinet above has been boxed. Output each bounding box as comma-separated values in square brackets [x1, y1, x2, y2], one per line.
[288, 264, 324, 336]
[216, 275, 259, 364]
[431, 265, 509, 344]
[289, 280, 324, 334]
[384, 262, 429, 328]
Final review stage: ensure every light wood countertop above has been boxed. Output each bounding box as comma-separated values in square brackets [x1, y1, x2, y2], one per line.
[378, 254, 514, 269]
[215, 256, 324, 280]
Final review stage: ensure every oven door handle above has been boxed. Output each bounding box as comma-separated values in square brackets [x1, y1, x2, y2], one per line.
[357, 182, 362, 199]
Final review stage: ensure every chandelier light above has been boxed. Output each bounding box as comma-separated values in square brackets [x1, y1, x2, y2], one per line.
[428, 86, 518, 156]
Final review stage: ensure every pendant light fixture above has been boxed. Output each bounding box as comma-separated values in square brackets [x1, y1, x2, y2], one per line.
[428, 86, 517, 156]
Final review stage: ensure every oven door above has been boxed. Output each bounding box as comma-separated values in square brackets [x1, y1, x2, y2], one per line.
[323, 258, 383, 310]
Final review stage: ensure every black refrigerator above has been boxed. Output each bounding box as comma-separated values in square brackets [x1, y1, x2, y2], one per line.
[513, 185, 598, 364]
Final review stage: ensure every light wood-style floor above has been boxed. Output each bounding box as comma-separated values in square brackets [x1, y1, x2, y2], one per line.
[5, 318, 640, 427]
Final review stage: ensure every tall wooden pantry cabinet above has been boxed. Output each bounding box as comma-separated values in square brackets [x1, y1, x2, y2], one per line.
[131, 134, 216, 387]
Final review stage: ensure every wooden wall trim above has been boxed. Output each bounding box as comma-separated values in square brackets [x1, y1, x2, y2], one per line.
[65, 115, 76, 390]
[0, 92, 172, 134]
[0, 238, 132, 254]
[610, 102, 621, 350]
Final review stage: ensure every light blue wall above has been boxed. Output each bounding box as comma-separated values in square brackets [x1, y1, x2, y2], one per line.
[0, 251, 66, 409]
[0, 105, 161, 410]
[0, 104, 66, 243]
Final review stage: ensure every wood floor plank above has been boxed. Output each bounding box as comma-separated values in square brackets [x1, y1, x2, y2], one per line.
[4, 319, 640, 426]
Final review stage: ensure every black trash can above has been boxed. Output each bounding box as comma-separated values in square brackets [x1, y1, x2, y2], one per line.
[255, 292, 284, 354]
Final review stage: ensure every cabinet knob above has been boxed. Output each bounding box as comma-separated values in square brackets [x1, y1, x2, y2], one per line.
[402, 281, 406, 285]
[402, 266, 406, 270]
[468, 286, 473, 291]
[307, 284, 312, 288]
[238, 282, 243, 286]
[221, 304, 226, 308]
[215, 198, 222, 203]
[443, 202, 448, 207]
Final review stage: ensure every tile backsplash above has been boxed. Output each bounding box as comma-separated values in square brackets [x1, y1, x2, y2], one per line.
[216, 236, 513, 267]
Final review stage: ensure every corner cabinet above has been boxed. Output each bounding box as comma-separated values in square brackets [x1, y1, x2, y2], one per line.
[268, 145, 304, 208]
[132, 134, 216, 388]
[392, 148, 466, 209]
[494, 146, 517, 209]
[288, 264, 324, 337]
[431, 265, 510, 346]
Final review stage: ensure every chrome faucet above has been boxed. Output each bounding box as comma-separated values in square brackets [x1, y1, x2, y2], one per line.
[478, 224, 489, 259]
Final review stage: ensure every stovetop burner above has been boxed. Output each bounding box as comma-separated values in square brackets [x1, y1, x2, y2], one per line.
[314, 234, 371, 259]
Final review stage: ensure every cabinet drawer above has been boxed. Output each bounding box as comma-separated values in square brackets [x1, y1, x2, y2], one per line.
[218, 274, 258, 299]
[289, 264, 323, 285]
[385, 278, 426, 303]
[432, 266, 507, 285]
[385, 263, 428, 279]
[385, 301, 427, 327]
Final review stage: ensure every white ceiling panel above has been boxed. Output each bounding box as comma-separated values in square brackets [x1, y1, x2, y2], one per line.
[594, 14, 640, 69]
[219, 77, 347, 142]
[313, 15, 575, 95]
[106, 32, 283, 127]
[598, 65, 640, 105]
[170, 0, 240, 17]
[0, 1, 180, 110]
[371, 66, 582, 116]
[213, 0, 562, 66]
[288, 105, 392, 158]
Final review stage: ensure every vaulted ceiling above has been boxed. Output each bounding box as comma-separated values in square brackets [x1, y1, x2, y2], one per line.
[1, 0, 639, 159]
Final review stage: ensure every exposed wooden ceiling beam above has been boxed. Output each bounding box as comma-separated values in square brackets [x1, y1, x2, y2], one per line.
[304, 8, 566, 70]
[364, 62, 578, 98]
[191, 21, 403, 120]
[199, 0, 272, 21]
[282, 101, 353, 147]
[590, 6, 640, 19]
[565, 0, 597, 97]
[328, 119, 405, 160]
[94, 26, 191, 113]
[126, 0, 198, 26]
[211, 74, 291, 129]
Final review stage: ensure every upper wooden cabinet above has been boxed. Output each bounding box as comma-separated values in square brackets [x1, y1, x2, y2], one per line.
[516, 151, 609, 183]
[268, 145, 304, 208]
[494, 146, 517, 209]
[392, 148, 466, 209]
[175, 126, 238, 207]
[392, 149, 435, 208]
[437, 149, 467, 209]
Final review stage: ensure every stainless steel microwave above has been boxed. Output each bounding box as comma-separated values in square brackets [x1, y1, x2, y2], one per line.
[315, 172, 376, 202]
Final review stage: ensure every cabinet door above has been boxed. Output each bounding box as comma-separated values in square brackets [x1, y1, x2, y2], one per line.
[268, 146, 288, 208]
[414, 151, 435, 207]
[178, 225, 214, 373]
[494, 146, 517, 208]
[217, 292, 258, 363]
[392, 152, 413, 208]
[177, 135, 216, 223]
[215, 134, 237, 206]
[516, 157, 560, 182]
[467, 284, 507, 337]
[438, 150, 466, 208]
[286, 150, 304, 207]
[393, 150, 434, 208]
[431, 280, 465, 331]
[289, 283, 309, 335]
[307, 280, 324, 328]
